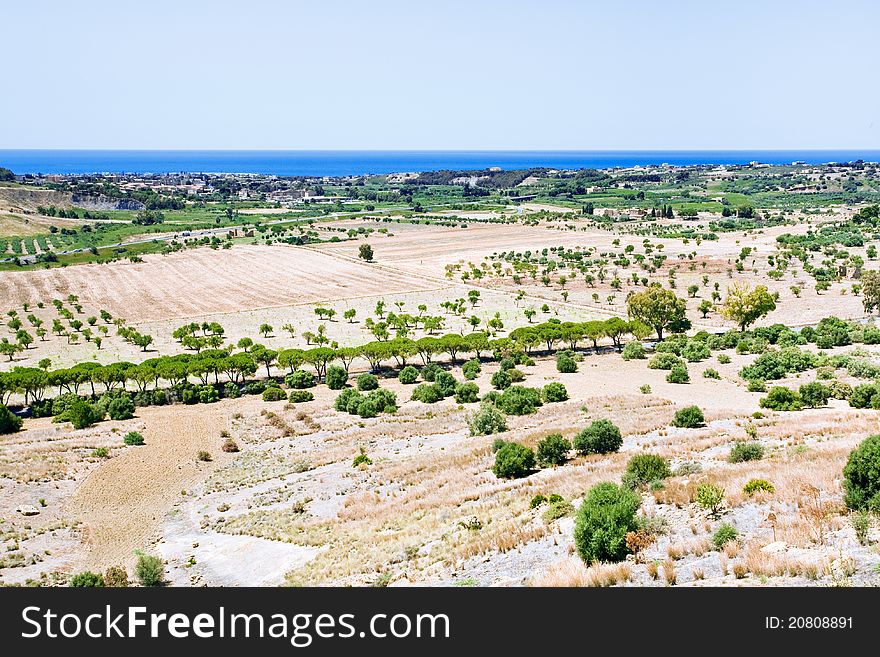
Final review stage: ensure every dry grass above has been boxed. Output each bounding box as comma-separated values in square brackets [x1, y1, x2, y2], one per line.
[532, 558, 631, 587]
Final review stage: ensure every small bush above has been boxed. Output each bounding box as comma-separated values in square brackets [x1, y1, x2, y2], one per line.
[759, 386, 803, 411]
[556, 353, 578, 373]
[242, 380, 266, 395]
[849, 383, 879, 409]
[0, 404, 23, 434]
[574, 482, 641, 564]
[106, 396, 135, 421]
[357, 373, 379, 391]
[696, 483, 725, 516]
[68, 399, 102, 430]
[198, 385, 219, 404]
[434, 370, 458, 397]
[261, 386, 286, 402]
[493, 442, 535, 479]
[623, 454, 671, 489]
[411, 383, 444, 404]
[743, 479, 775, 496]
[91, 447, 109, 458]
[103, 566, 129, 587]
[717, 354, 732, 364]
[70, 571, 105, 587]
[574, 419, 623, 455]
[422, 363, 442, 381]
[462, 359, 481, 380]
[285, 370, 316, 389]
[398, 365, 419, 384]
[530, 494, 547, 509]
[325, 366, 349, 390]
[453, 382, 480, 404]
[542, 500, 575, 523]
[621, 341, 646, 360]
[536, 433, 572, 467]
[747, 378, 767, 392]
[542, 382, 569, 403]
[352, 448, 372, 468]
[197, 450, 212, 462]
[799, 381, 831, 408]
[728, 441, 764, 463]
[491, 369, 512, 390]
[223, 382, 242, 399]
[468, 404, 507, 436]
[123, 431, 144, 446]
[639, 384, 651, 394]
[712, 523, 738, 549]
[221, 438, 239, 453]
[843, 434, 880, 511]
[702, 368, 721, 380]
[495, 386, 543, 415]
[681, 340, 710, 362]
[672, 405, 704, 428]
[288, 389, 314, 403]
[135, 551, 164, 587]
[666, 364, 690, 384]
[648, 352, 683, 370]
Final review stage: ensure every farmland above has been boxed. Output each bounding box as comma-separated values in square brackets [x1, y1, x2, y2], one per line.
[2, 161, 880, 588]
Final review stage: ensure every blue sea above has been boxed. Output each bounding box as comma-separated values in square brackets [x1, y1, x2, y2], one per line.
[1, 150, 879, 177]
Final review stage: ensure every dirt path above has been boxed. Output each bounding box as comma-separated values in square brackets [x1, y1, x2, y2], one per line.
[66, 402, 236, 570]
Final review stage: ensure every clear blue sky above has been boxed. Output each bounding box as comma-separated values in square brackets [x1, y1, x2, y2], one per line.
[2, 0, 877, 150]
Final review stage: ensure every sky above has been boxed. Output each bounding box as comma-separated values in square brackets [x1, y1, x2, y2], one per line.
[2, 0, 878, 150]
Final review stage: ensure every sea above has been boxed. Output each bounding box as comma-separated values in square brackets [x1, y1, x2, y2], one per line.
[1, 150, 879, 177]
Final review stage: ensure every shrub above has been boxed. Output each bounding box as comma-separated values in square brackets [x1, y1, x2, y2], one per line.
[123, 431, 145, 446]
[221, 438, 239, 453]
[352, 448, 372, 467]
[356, 372, 379, 391]
[717, 353, 732, 364]
[492, 442, 536, 479]
[696, 483, 725, 516]
[262, 386, 287, 402]
[681, 340, 710, 362]
[68, 399, 102, 429]
[285, 370, 316, 389]
[495, 386, 543, 415]
[197, 450, 212, 462]
[542, 382, 568, 403]
[288, 389, 314, 403]
[367, 388, 397, 413]
[648, 352, 683, 370]
[843, 434, 880, 511]
[556, 353, 578, 373]
[743, 479, 775, 496]
[759, 386, 803, 411]
[411, 383, 444, 404]
[536, 433, 572, 467]
[507, 368, 525, 383]
[849, 383, 879, 409]
[747, 378, 767, 392]
[655, 340, 682, 355]
[135, 551, 164, 587]
[574, 419, 623, 455]
[462, 359, 481, 380]
[799, 381, 831, 408]
[672, 405, 704, 428]
[434, 370, 457, 397]
[712, 523, 738, 549]
[623, 454, 670, 489]
[468, 403, 507, 436]
[242, 380, 266, 395]
[491, 369, 512, 390]
[198, 385, 219, 404]
[453, 382, 480, 404]
[103, 566, 129, 587]
[179, 386, 198, 405]
[106, 395, 135, 421]
[91, 447, 109, 458]
[422, 363, 442, 381]
[703, 368, 721, 380]
[574, 482, 641, 564]
[0, 404, 22, 434]
[398, 365, 419, 384]
[542, 500, 575, 523]
[499, 358, 516, 372]
[639, 384, 651, 394]
[223, 382, 242, 399]
[621, 341, 645, 360]
[530, 494, 547, 508]
[326, 366, 349, 390]
[69, 571, 104, 587]
[728, 441, 764, 463]
[666, 364, 690, 384]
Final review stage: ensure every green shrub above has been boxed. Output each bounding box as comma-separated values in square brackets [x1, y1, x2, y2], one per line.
[681, 341, 710, 362]
[696, 483, 725, 516]
[197, 450, 212, 462]
[242, 381, 266, 395]
[712, 523, 738, 549]
[398, 365, 419, 384]
[702, 368, 721, 380]
[352, 448, 372, 467]
[849, 383, 879, 409]
[574, 482, 641, 564]
[717, 354, 732, 364]
[556, 353, 577, 373]
[434, 370, 458, 397]
[759, 386, 803, 411]
[648, 352, 683, 370]
[639, 384, 651, 394]
[542, 382, 569, 403]
[198, 385, 219, 404]
[411, 383, 444, 404]
[262, 386, 287, 402]
[0, 404, 22, 434]
[491, 369, 512, 390]
[366, 388, 397, 413]
[492, 442, 535, 479]
[666, 364, 690, 384]
[68, 399, 102, 429]
[495, 386, 543, 415]
[746, 378, 767, 392]
[106, 395, 135, 421]
[453, 382, 480, 404]
[827, 380, 852, 400]
[743, 479, 775, 496]
[285, 370, 316, 389]
[326, 366, 349, 390]
[103, 566, 129, 587]
[542, 500, 575, 523]
[422, 363, 442, 381]
[672, 405, 704, 428]
[507, 368, 525, 383]
[623, 454, 670, 489]
[468, 404, 507, 436]
[288, 389, 314, 403]
[655, 340, 682, 355]
[223, 382, 242, 399]
[529, 494, 547, 508]
[843, 434, 880, 511]
[621, 341, 645, 360]
[536, 433, 572, 467]
[573, 419, 622, 455]
[728, 441, 764, 463]
[123, 431, 144, 446]
[799, 381, 831, 408]
[498, 358, 516, 372]
[69, 571, 105, 587]
[462, 359, 481, 380]
[356, 372, 379, 391]
[91, 447, 109, 458]
[135, 551, 165, 587]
